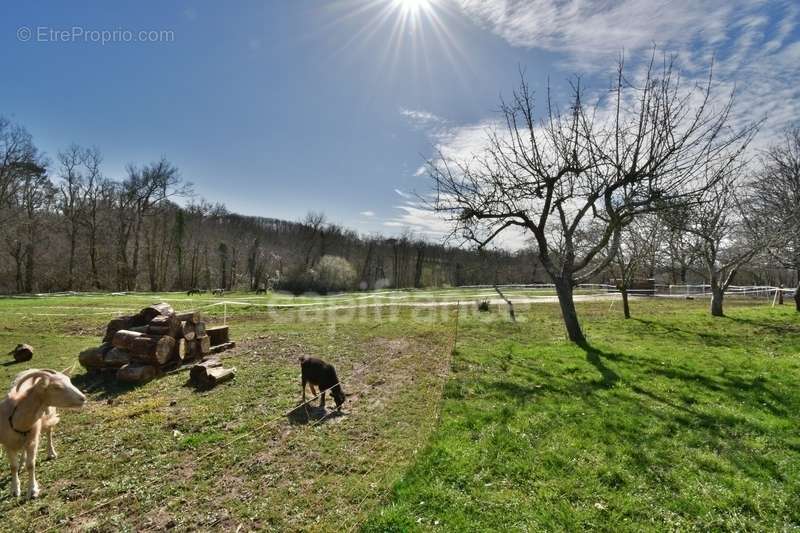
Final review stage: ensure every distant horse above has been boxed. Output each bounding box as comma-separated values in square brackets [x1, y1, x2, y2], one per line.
[212, 288, 225, 296]
[187, 288, 205, 296]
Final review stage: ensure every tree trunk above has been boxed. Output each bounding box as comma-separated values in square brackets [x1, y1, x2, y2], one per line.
[67, 231, 77, 290]
[24, 242, 34, 293]
[89, 232, 100, 289]
[711, 286, 725, 317]
[795, 277, 800, 312]
[554, 278, 586, 344]
[621, 288, 631, 319]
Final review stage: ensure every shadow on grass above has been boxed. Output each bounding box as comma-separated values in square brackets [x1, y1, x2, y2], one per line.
[580, 342, 621, 388]
[286, 403, 345, 425]
[723, 315, 800, 336]
[71, 371, 140, 400]
[633, 318, 736, 347]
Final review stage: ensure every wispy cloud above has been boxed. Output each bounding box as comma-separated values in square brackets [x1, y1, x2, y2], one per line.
[400, 108, 446, 128]
[360, 210, 376, 217]
[454, 0, 800, 146]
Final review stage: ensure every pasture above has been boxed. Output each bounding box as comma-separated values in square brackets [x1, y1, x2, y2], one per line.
[0, 289, 798, 531]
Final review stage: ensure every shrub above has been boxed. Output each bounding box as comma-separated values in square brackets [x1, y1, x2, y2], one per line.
[315, 255, 357, 293]
[277, 255, 356, 295]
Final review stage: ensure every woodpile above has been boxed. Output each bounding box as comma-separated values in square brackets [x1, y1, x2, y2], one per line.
[78, 302, 236, 384]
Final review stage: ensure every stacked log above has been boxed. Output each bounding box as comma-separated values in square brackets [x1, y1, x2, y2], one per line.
[78, 302, 235, 384]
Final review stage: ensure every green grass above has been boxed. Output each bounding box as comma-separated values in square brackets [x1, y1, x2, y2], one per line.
[0, 292, 797, 531]
[363, 299, 800, 532]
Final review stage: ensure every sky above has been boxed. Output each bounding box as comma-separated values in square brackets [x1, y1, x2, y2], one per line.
[2, 0, 799, 244]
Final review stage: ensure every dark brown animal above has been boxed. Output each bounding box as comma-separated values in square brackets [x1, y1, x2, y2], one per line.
[299, 356, 345, 410]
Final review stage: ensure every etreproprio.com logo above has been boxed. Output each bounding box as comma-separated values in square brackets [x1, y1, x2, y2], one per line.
[17, 26, 174, 45]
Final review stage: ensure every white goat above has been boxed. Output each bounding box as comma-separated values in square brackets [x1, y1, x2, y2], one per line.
[0, 369, 86, 498]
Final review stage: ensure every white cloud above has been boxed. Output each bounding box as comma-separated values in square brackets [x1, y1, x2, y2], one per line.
[454, 0, 800, 146]
[360, 210, 376, 217]
[400, 108, 446, 128]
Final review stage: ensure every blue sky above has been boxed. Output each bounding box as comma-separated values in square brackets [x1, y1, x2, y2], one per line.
[2, 1, 799, 241]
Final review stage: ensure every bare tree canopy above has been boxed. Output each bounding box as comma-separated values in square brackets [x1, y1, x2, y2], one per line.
[429, 54, 758, 343]
[751, 127, 800, 311]
[668, 172, 771, 317]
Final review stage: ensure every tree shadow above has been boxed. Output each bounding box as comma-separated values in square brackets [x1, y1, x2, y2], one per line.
[633, 318, 735, 347]
[723, 315, 800, 336]
[579, 342, 620, 389]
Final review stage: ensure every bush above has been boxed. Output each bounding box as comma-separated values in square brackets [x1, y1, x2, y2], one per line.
[315, 255, 357, 293]
[477, 299, 491, 312]
[277, 255, 356, 295]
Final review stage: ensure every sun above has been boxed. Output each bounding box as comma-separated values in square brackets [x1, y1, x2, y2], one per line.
[393, 0, 432, 15]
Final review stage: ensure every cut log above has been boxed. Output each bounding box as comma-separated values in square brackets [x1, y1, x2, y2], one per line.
[197, 335, 211, 355]
[139, 302, 175, 323]
[173, 338, 187, 362]
[148, 315, 181, 337]
[103, 347, 132, 368]
[180, 321, 196, 341]
[130, 335, 176, 365]
[103, 316, 134, 342]
[9, 343, 34, 362]
[193, 321, 206, 338]
[175, 310, 203, 323]
[112, 330, 144, 350]
[79, 345, 107, 369]
[117, 363, 157, 383]
[206, 326, 230, 346]
[209, 341, 236, 354]
[190, 360, 235, 389]
[186, 339, 201, 360]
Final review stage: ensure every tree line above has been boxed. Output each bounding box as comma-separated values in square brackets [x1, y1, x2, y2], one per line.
[0, 121, 540, 294]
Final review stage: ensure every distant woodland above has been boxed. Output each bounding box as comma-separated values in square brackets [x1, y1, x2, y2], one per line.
[0, 116, 794, 295]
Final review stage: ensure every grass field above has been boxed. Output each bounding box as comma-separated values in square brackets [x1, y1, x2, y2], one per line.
[0, 290, 798, 531]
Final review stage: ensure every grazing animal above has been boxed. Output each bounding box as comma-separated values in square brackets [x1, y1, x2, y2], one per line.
[255, 287, 267, 295]
[212, 288, 225, 296]
[299, 356, 346, 411]
[187, 288, 205, 296]
[0, 369, 86, 498]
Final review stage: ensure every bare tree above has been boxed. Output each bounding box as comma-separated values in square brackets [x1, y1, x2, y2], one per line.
[57, 144, 86, 289]
[0, 117, 44, 222]
[606, 215, 663, 318]
[114, 158, 189, 290]
[77, 147, 109, 288]
[751, 127, 800, 311]
[672, 172, 768, 316]
[429, 55, 757, 344]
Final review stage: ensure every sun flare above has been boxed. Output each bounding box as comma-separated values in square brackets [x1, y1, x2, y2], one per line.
[393, 0, 432, 15]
